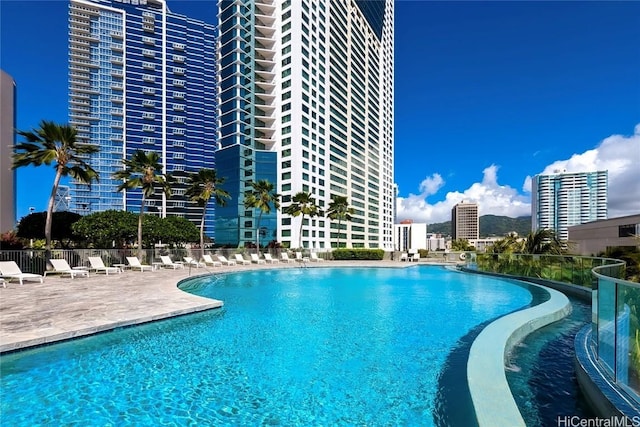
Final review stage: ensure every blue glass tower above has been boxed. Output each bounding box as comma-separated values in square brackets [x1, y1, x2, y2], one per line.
[68, 0, 217, 238]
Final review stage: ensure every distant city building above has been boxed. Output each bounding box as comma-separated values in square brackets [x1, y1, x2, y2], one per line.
[426, 233, 446, 251]
[451, 201, 479, 240]
[532, 170, 608, 241]
[68, 0, 217, 237]
[0, 69, 16, 232]
[568, 214, 639, 255]
[394, 220, 427, 252]
[216, 0, 395, 249]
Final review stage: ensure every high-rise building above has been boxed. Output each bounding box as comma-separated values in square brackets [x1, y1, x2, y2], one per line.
[68, 0, 217, 237]
[0, 69, 16, 233]
[394, 220, 427, 252]
[532, 170, 608, 241]
[451, 201, 479, 240]
[216, 0, 394, 249]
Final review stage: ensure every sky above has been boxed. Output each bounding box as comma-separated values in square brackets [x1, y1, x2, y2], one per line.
[1, 0, 639, 225]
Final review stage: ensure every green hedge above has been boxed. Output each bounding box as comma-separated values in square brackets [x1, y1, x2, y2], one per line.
[332, 248, 385, 260]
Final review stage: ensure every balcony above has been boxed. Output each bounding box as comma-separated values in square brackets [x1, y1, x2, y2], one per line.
[70, 4, 99, 15]
[69, 58, 100, 68]
[70, 85, 99, 94]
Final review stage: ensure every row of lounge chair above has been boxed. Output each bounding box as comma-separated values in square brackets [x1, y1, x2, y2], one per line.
[0, 252, 325, 286]
[182, 252, 323, 268]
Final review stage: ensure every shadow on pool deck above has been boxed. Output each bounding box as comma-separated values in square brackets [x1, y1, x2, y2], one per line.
[0, 260, 427, 353]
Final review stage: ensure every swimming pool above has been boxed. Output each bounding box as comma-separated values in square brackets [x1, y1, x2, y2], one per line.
[1, 266, 533, 425]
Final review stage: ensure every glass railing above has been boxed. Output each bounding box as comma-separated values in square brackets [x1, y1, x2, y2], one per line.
[473, 253, 639, 402]
[592, 262, 640, 402]
[474, 253, 621, 288]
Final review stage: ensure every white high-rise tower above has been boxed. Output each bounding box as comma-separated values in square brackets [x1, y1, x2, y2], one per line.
[216, 0, 394, 250]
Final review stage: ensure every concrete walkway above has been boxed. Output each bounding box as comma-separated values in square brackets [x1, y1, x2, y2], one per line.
[0, 260, 431, 353]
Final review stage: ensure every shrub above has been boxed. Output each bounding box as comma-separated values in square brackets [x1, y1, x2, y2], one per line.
[332, 248, 385, 260]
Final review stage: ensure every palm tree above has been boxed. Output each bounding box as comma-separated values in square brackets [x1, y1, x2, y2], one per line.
[326, 195, 354, 248]
[283, 191, 322, 249]
[185, 168, 230, 251]
[243, 180, 280, 249]
[13, 120, 99, 256]
[518, 228, 564, 255]
[112, 150, 172, 259]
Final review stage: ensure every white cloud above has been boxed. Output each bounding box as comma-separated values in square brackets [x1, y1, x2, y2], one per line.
[396, 124, 640, 225]
[396, 165, 530, 224]
[535, 123, 640, 218]
[418, 174, 445, 196]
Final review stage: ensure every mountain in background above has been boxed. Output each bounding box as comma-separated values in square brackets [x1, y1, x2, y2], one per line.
[426, 215, 532, 238]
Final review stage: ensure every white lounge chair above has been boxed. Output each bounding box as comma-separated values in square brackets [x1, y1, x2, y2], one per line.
[159, 255, 184, 269]
[202, 254, 222, 267]
[295, 252, 310, 263]
[263, 253, 279, 264]
[44, 259, 89, 278]
[234, 254, 251, 265]
[0, 261, 44, 285]
[216, 255, 236, 266]
[88, 257, 121, 275]
[399, 252, 408, 262]
[281, 253, 295, 263]
[126, 256, 153, 272]
[411, 253, 420, 262]
[184, 256, 205, 268]
[250, 253, 266, 264]
[309, 253, 323, 262]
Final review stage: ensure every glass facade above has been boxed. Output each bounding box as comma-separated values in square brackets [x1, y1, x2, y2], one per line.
[68, 0, 218, 238]
[532, 171, 608, 241]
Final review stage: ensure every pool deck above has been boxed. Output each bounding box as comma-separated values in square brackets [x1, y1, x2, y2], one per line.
[0, 260, 434, 353]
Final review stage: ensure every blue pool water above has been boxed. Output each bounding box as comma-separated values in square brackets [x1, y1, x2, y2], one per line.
[1, 266, 533, 426]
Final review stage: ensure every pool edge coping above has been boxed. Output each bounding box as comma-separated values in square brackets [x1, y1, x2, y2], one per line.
[466, 280, 572, 427]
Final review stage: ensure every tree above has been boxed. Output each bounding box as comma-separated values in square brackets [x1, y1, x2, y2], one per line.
[326, 195, 354, 248]
[112, 150, 172, 259]
[17, 211, 82, 248]
[243, 179, 280, 249]
[518, 229, 564, 255]
[13, 120, 99, 256]
[487, 234, 521, 254]
[451, 239, 475, 252]
[161, 216, 201, 246]
[185, 168, 230, 250]
[72, 210, 138, 248]
[283, 191, 322, 249]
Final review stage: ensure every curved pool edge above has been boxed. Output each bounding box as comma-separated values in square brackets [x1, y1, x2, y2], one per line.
[574, 325, 640, 420]
[467, 282, 572, 427]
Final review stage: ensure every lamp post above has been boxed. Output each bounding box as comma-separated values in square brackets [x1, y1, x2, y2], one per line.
[28, 207, 35, 248]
